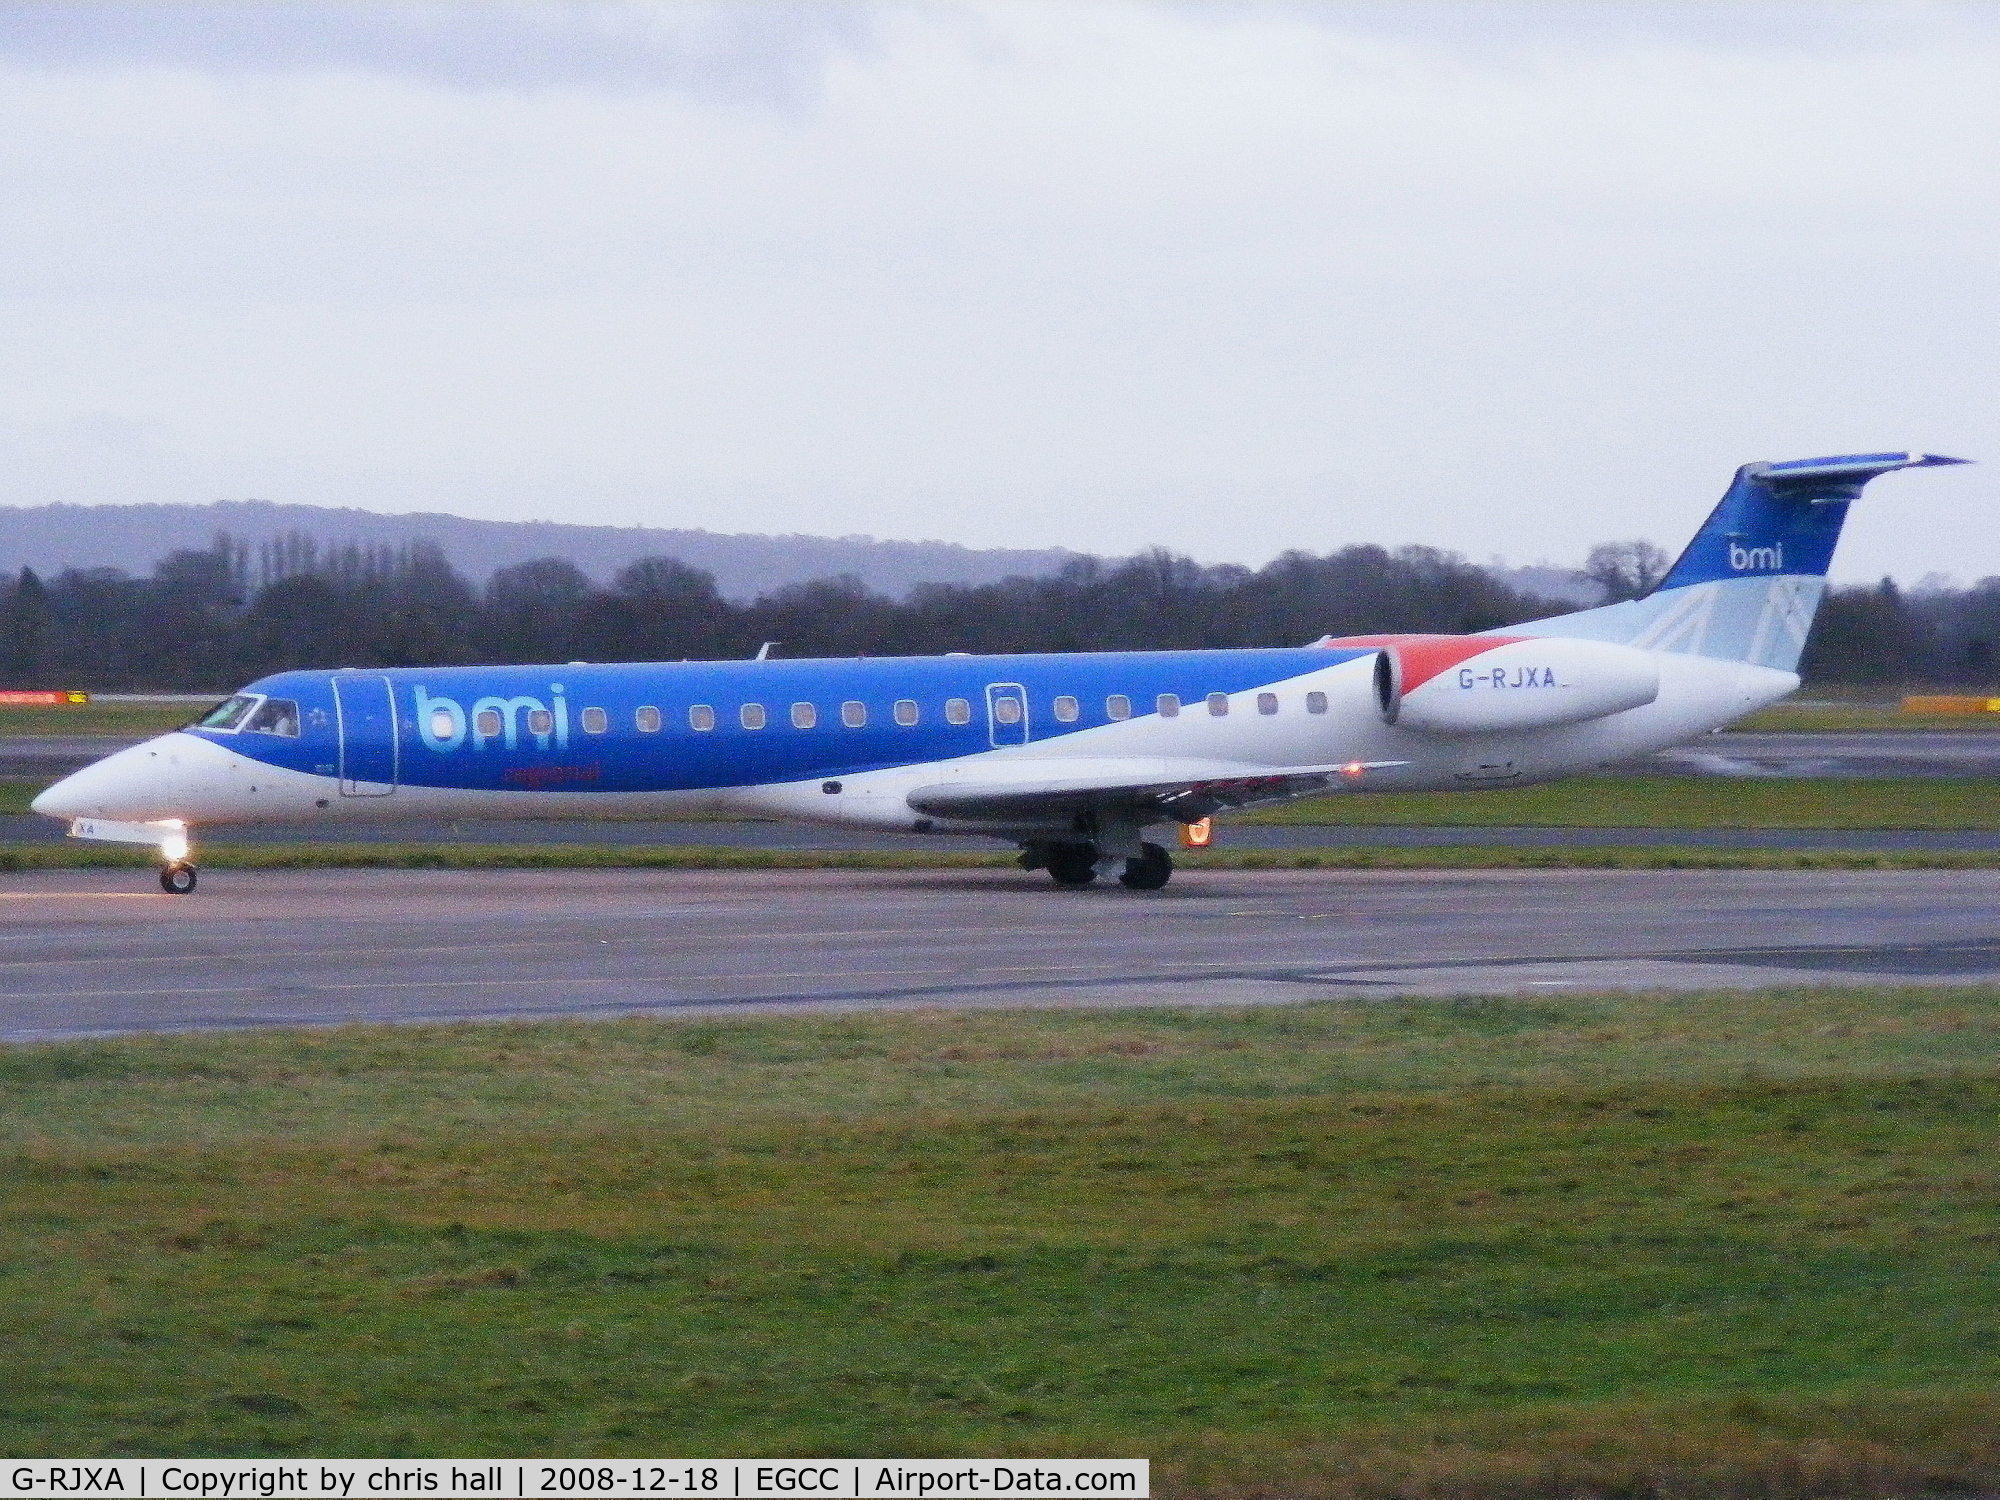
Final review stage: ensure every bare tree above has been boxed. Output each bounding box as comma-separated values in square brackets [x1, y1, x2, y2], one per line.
[1584, 540, 1671, 603]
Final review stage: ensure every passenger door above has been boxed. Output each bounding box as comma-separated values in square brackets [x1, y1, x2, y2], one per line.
[333, 675, 399, 796]
[985, 682, 1030, 747]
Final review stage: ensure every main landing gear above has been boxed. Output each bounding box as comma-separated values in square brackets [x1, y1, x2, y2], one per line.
[1118, 842, 1172, 891]
[1022, 841, 1173, 891]
[1045, 843, 1098, 887]
[160, 861, 198, 895]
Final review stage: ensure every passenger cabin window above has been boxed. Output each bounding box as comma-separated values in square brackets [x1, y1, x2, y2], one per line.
[1207, 692, 1230, 717]
[1053, 695, 1079, 722]
[1256, 692, 1279, 716]
[791, 702, 817, 729]
[636, 705, 662, 733]
[475, 708, 503, 738]
[992, 696, 1022, 725]
[688, 704, 715, 731]
[740, 703, 767, 730]
[893, 699, 919, 726]
[1157, 693, 1180, 718]
[527, 708, 555, 735]
[1105, 694, 1132, 721]
[580, 706, 608, 734]
[196, 695, 257, 732]
[841, 700, 867, 728]
[245, 698, 300, 736]
[945, 697, 971, 725]
[1305, 691, 1328, 715]
[428, 707, 455, 741]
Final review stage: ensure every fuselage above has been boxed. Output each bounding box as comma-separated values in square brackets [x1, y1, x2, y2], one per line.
[33, 642, 1799, 838]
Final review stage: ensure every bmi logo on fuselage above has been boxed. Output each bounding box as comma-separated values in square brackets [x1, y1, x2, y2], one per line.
[413, 684, 569, 754]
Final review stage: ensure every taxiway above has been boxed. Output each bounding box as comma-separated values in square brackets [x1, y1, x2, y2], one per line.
[4, 865, 1999, 1042]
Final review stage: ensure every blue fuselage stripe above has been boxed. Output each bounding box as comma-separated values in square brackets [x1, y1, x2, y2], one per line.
[204, 647, 1370, 793]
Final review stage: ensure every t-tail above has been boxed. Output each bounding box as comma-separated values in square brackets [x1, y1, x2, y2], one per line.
[1509, 452, 1969, 670]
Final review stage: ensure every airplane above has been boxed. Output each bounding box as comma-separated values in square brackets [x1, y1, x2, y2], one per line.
[31, 452, 1967, 895]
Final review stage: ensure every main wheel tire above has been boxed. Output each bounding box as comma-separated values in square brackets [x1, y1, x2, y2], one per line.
[160, 862, 197, 895]
[1119, 842, 1172, 891]
[1046, 843, 1098, 887]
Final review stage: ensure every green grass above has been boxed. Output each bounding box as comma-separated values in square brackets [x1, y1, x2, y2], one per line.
[5, 990, 2000, 1492]
[0, 703, 209, 737]
[1260, 775, 2000, 828]
[1733, 701, 2000, 732]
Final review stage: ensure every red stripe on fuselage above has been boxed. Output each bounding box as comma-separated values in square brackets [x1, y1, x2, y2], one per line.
[1317, 634, 1526, 693]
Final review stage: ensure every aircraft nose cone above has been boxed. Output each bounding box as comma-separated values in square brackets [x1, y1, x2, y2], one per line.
[29, 776, 81, 818]
[29, 735, 192, 821]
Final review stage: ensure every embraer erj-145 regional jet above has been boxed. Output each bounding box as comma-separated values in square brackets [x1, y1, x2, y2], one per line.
[33, 452, 1967, 894]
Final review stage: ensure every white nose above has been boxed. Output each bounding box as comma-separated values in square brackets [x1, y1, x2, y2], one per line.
[32, 733, 232, 822]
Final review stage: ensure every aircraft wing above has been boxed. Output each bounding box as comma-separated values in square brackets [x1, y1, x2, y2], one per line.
[904, 756, 1405, 825]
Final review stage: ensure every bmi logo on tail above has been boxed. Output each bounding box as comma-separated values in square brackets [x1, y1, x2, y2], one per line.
[1729, 540, 1784, 572]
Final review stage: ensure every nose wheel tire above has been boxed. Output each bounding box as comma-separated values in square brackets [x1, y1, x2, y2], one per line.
[160, 862, 197, 895]
[1118, 842, 1173, 891]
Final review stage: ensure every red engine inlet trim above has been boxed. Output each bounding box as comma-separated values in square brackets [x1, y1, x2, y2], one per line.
[1318, 634, 1525, 693]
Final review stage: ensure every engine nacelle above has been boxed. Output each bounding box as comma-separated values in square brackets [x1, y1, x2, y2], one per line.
[1377, 636, 1661, 734]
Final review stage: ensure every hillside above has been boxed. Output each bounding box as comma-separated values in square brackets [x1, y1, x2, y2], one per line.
[0, 499, 1081, 600]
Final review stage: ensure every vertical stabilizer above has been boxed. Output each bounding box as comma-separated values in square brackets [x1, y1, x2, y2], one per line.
[1506, 453, 1968, 669]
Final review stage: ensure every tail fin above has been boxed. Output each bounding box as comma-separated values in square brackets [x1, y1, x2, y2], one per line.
[1508, 452, 1969, 669]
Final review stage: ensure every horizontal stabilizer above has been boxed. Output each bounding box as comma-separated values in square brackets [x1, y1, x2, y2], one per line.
[1758, 452, 1968, 492]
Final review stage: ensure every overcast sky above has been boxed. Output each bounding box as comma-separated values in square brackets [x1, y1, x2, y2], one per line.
[1, 1, 1994, 582]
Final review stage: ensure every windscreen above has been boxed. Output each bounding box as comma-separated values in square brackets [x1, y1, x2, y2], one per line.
[194, 695, 257, 731]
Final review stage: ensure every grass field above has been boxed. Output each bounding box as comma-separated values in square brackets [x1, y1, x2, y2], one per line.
[1734, 701, 2000, 732]
[0, 703, 210, 737]
[5, 988, 2000, 1493]
[1261, 776, 2000, 828]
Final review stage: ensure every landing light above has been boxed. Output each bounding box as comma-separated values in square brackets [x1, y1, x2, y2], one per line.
[1340, 761, 1367, 777]
[159, 825, 189, 862]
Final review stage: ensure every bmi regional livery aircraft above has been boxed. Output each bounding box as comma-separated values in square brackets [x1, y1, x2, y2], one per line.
[33, 453, 1967, 894]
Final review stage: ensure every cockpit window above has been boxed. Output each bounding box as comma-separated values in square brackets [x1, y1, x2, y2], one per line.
[194, 695, 258, 731]
[244, 698, 301, 737]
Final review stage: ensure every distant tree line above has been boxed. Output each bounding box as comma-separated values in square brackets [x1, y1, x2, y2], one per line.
[0, 529, 1990, 692]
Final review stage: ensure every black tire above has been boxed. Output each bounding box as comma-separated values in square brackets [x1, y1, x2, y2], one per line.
[1118, 842, 1172, 891]
[160, 862, 197, 895]
[1046, 843, 1098, 887]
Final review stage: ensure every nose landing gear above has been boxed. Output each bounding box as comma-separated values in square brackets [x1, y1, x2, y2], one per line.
[159, 861, 197, 895]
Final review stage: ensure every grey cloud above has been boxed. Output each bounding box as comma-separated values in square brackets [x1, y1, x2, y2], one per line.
[0, 2, 877, 103]
[1179, 0, 2000, 56]
[0, 3, 1992, 580]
